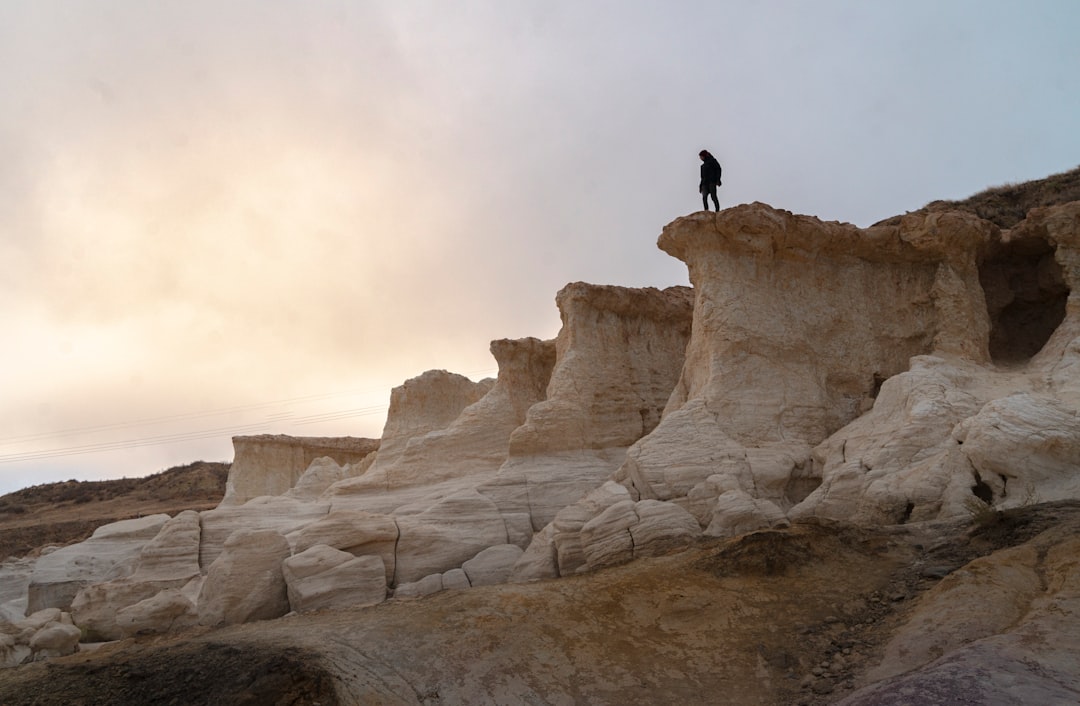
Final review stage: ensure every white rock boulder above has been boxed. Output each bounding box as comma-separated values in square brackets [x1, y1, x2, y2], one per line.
[282, 545, 386, 613]
[197, 529, 291, 627]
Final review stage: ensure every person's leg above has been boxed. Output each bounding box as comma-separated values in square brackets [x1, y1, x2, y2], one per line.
[702, 192, 709, 211]
[710, 187, 719, 210]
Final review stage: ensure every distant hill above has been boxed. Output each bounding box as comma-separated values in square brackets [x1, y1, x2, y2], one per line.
[0, 461, 229, 560]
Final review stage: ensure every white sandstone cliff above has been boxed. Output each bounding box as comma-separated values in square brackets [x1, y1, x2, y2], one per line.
[7, 197, 1080, 654]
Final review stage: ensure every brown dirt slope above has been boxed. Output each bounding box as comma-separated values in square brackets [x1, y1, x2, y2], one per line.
[1, 503, 1075, 706]
[0, 461, 229, 560]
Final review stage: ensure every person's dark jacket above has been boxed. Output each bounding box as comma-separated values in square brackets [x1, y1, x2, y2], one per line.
[700, 154, 722, 190]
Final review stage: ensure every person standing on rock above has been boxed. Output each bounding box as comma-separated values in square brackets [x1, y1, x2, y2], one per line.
[699, 149, 722, 211]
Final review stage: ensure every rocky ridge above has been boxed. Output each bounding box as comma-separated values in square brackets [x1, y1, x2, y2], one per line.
[1, 179, 1079, 703]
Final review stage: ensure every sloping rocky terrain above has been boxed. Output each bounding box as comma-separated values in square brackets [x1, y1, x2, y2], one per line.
[1, 167, 1079, 704]
[0, 462, 229, 561]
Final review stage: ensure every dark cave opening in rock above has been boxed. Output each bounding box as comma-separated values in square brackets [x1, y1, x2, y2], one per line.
[978, 235, 1069, 363]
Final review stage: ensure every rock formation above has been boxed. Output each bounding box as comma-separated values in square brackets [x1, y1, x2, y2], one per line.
[222, 435, 379, 506]
[3, 177, 1079, 705]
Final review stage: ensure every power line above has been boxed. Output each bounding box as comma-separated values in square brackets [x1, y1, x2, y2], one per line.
[0, 367, 499, 465]
[0, 404, 390, 465]
[0, 389, 385, 447]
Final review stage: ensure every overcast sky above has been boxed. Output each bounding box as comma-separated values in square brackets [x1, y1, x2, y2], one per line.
[1, 1, 1078, 494]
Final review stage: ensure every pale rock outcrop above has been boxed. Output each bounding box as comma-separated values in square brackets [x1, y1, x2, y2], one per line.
[369, 370, 494, 473]
[508, 524, 558, 583]
[549, 482, 633, 576]
[495, 283, 693, 532]
[619, 204, 996, 533]
[574, 498, 702, 571]
[394, 490, 508, 585]
[287, 509, 399, 585]
[794, 201, 1080, 524]
[704, 489, 790, 538]
[630, 500, 702, 557]
[285, 457, 351, 502]
[462, 545, 524, 587]
[958, 393, 1080, 505]
[198, 496, 329, 570]
[393, 573, 443, 599]
[27, 514, 169, 613]
[129, 510, 202, 582]
[282, 545, 386, 613]
[580, 500, 638, 570]
[351, 341, 554, 493]
[441, 568, 470, 590]
[115, 589, 197, 638]
[0, 633, 22, 669]
[70, 509, 201, 641]
[509, 284, 694, 456]
[0, 557, 34, 623]
[222, 435, 378, 506]
[27, 622, 81, 662]
[197, 530, 291, 627]
[14, 608, 64, 640]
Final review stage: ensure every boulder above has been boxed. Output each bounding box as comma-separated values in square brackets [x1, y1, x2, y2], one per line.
[580, 501, 637, 570]
[462, 545, 524, 587]
[704, 490, 790, 538]
[630, 500, 701, 557]
[70, 509, 207, 640]
[393, 573, 443, 599]
[441, 568, 471, 590]
[130, 510, 202, 582]
[115, 589, 197, 638]
[287, 510, 398, 585]
[27, 622, 81, 661]
[198, 496, 329, 570]
[282, 545, 386, 613]
[509, 524, 559, 583]
[197, 530, 291, 627]
[394, 490, 508, 585]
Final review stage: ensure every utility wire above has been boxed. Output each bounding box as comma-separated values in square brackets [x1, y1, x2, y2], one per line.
[0, 404, 390, 464]
[0, 367, 498, 465]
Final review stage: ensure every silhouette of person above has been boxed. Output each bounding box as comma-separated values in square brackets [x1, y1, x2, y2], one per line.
[699, 150, 722, 211]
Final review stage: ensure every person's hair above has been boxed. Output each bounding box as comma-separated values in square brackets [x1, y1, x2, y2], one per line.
[699, 150, 711, 159]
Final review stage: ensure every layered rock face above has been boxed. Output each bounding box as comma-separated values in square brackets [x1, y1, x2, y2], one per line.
[794, 201, 1080, 525]
[222, 435, 379, 506]
[621, 206, 993, 508]
[7, 195, 1080, 663]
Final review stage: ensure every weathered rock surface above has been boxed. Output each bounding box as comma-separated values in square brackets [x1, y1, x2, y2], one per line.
[369, 370, 494, 474]
[282, 545, 387, 613]
[286, 509, 398, 585]
[198, 496, 328, 570]
[355, 340, 554, 492]
[27, 514, 170, 614]
[393, 490, 508, 585]
[27, 622, 80, 662]
[5, 186, 1080, 701]
[222, 435, 378, 506]
[462, 545, 524, 587]
[115, 589, 197, 638]
[840, 513, 1080, 705]
[197, 530, 291, 627]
